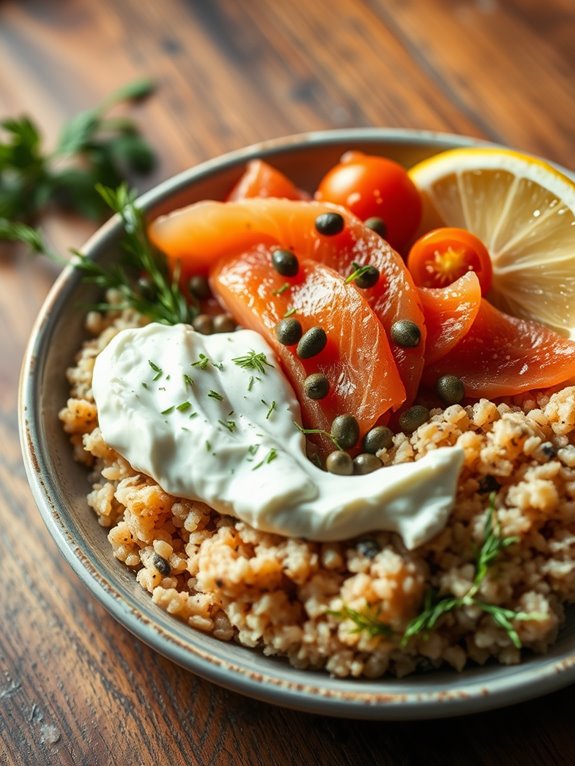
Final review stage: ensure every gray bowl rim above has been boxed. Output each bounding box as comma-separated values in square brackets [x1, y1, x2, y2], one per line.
[19, 127, 575, 720]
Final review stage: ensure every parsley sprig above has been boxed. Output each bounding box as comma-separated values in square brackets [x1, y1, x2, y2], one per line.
[73, 184, 197, 325]
[0, 79, 155, 237]
[331, 495, 542, 650]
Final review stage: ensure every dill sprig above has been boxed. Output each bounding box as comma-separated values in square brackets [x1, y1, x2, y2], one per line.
[252, 448, 278, 470]
[344, 261, 375, 284]
[293, 421, 342, 451]
[328, 604, 392, 638]
[73, 184, 197, 325]
[401, 494, 535, 649]
[330, 495, 541, 650]
[232, 350, 274, 375]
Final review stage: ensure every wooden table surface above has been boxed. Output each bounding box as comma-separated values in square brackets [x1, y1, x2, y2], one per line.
[2, 1, 575, 763]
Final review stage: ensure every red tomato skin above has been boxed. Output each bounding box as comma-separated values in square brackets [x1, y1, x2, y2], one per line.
[227, 159, 309, 201]
[315, 151, 422, 252]
[408, 227, 493, 295]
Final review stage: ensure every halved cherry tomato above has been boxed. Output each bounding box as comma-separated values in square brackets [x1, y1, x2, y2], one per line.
[422, 299, 575, 398]
[227, 159, 309, 201]
[315, 151, 422, 252]
[408, 227, 493, 295]
[212, 248, 405, 457]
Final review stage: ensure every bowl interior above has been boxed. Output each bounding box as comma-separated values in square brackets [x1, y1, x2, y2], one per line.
[20, 128, 575, 719]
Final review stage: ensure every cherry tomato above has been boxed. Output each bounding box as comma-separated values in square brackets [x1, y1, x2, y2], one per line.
[315, 151, 422, 252]
[407, 227, 493, 295]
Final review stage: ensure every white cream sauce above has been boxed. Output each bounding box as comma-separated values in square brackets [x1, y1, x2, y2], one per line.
[92, 323, 464, 549]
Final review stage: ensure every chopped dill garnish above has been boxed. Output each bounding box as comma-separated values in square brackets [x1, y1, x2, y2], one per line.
[293, 421, 341, 450]
[142, 382, 149, 390]
[192, 353, 210, 370]
[344, 261, 375, 285]
[253, 447, 278, 470]
[176, 401, 192, 412]
[328, 604, 392, 638]
[232, 350, 274, 375]
[247, 444, 260, 456]
[261, 399, 276, 420]
[218, 418, 237, 433]
[205, 440, 212, 452]
[183, 373, 194, 388]
[208, 390, 224, 401]
[148, 360, 162, 381]
[272, 282, 290, 296]
[283, 307, 297, 318]
[161, 405, 174, 415]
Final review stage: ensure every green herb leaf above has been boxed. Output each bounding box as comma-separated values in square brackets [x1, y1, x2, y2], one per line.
[328, 604, 392, 638]
[232, 350, 273, 375]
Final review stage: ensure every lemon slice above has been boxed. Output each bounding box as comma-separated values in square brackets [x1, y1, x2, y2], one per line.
[408, 147, 575, 337]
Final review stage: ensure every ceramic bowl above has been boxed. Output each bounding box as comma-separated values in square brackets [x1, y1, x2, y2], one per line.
[19, 128, 575, 720]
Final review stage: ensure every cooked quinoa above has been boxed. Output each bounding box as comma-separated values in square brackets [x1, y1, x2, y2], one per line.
[59, 303, 575, 678]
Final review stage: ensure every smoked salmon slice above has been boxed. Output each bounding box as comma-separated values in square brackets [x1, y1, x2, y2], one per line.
[418, 272, 482, 365]
[149, 198, 426, 404]
[212, 246, 405, 457]
[423, 298, 575, 398]
[227, 159, 309, 201]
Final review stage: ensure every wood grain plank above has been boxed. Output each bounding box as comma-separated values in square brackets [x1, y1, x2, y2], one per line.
[1, 0, 575, 764]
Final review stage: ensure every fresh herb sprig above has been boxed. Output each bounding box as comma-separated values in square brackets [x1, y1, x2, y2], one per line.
[0, 78, 155, 238]
[73, 184, 197, 325]
[402, 496, 539, 649]
[328, 604, 392, 638]
[232, 350, 274, 375]
[331, 495, 542, 650]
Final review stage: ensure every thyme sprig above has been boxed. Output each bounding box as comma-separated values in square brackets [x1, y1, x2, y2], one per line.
[73, 184, 197, 325]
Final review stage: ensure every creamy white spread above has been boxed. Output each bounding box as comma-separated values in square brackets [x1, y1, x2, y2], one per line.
[92, 323, 464, 549]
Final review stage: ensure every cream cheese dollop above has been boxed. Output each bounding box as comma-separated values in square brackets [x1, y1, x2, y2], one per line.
[92, 323, 464, 549]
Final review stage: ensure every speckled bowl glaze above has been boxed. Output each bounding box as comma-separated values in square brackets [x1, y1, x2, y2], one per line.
[19, 128, 575, 720]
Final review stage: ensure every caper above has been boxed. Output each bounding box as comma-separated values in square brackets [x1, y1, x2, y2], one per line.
[331, 414, 359, 450]
[271, 248, 299, 277]
[153, 554, 171, 575]
[356, 538, 381, 559]
[137, 276, 156, 301]
[192, 313, 214, 334]
[363, 425, 393, 454]
[436, 374, 465, 405]
[315, 212, 345, 236]
[296, 326, 327, 358]
[398, 405, 430, 434]
[364, 217, 387, 238]
[353, 453, 383, 474]
[390, 319, 421, 348]
[478, 475, 501, 494]
[188, 275, 212, 300]
[355, 265, 380, 289]
[325, 450, 353, 475]
[213, 313, 236, 333]
[303, 373, 330, 400]
[275, 318, 303, 346]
